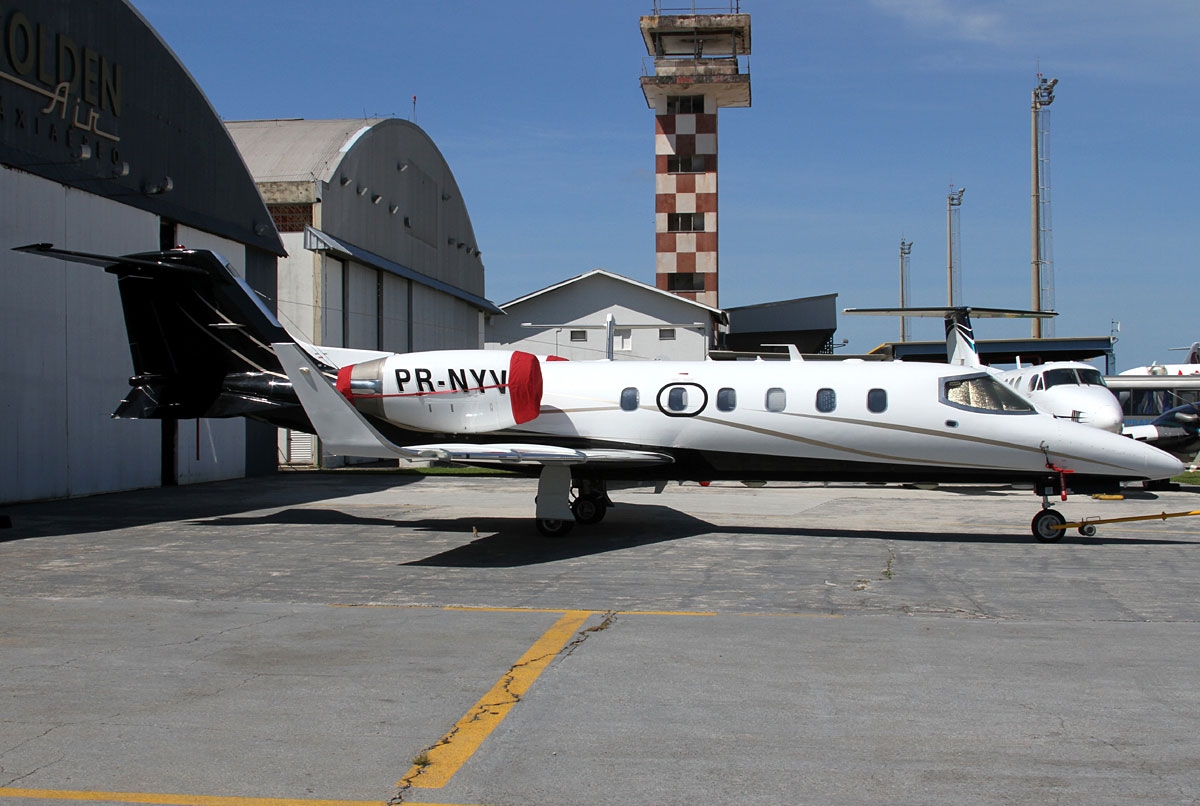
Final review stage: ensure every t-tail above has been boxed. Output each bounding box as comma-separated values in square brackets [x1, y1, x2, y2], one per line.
[844, 305, 1056, 367]
[14, 244, 312, 430]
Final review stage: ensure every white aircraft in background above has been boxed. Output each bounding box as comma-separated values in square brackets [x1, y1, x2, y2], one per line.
[1106, 343, 1200, 469]
[1117, 343, 1200, 378]
[16, 245, 1183, 542]
[845, 307, 1125, 432]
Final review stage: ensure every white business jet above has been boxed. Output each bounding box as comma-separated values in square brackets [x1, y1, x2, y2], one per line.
[17, 245, 1182, 542]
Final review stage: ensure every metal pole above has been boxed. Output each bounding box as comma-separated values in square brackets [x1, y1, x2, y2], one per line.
[946, 188, 964, 306]
[1031, 86, 1042, 338]
[899, 239, 912, 342]
[1031, 75, 1057, 338]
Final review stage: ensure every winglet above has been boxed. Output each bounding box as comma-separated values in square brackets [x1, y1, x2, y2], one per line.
[273, 342, 406, 459]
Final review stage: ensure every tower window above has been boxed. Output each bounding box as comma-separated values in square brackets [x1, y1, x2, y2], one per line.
[667, 155, 705, 174]
[667, 212, 705, 232]
[667, 274, 705, 292]
[667, 95, 705, 114]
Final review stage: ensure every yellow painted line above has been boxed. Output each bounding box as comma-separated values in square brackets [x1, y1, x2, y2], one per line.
[0, 788, 393, 806]
[400, 609, 592, 789]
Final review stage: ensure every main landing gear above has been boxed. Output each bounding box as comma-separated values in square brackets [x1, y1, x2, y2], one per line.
[534, 474, 612, 538]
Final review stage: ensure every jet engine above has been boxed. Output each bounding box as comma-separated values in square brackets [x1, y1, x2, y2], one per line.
[333, 349, 542, 434]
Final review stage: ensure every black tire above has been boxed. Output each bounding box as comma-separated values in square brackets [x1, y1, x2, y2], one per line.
[1078, 523, 1097, 537]
[571, 496, 606, 525]
[536, 518, 575, 538]
[1031, 509, 1066, 542]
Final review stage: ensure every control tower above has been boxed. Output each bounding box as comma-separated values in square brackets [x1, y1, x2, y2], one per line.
[640, 4, 751, 308]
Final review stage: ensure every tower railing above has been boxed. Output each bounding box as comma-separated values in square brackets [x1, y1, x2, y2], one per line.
[652, 2, 741, 14]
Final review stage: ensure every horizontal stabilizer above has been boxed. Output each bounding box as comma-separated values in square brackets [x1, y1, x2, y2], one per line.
[274, 343, 406, 459]
[844, 306, 1057, 319]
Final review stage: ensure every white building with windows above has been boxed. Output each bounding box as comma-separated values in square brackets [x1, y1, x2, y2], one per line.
[485, 269, 726, 361]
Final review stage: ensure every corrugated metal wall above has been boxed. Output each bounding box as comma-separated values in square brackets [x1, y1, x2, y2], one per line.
[0, 171, 161, 503]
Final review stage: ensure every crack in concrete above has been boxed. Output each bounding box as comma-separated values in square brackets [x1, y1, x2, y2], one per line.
[1, 724, 67, 787]
[389, 611, 615, 802]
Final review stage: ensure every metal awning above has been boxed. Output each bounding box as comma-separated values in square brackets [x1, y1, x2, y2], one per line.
[303, 226, 504, 316]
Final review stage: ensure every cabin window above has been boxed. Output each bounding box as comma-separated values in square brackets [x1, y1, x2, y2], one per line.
[943, 374, 1035, 413]
[1028, 374, 1043, 392]
[867, 388, 888, 413]
[816, 388, 837, 413]
[570, 330, 588, 342]
[765, 387, 786, 412]
[717, 387, 737, 412]
[620, 387, 639, 411]
[667, 387, 688, 411]
[659, 328, 676, 341]
[667, 212, 705, 233]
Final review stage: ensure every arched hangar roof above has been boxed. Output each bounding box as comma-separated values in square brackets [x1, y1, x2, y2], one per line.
[0, 0, 284, 256]
[228, 118, 484, 297]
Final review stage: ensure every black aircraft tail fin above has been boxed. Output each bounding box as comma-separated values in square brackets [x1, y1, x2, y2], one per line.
[14, 244, 314, 428]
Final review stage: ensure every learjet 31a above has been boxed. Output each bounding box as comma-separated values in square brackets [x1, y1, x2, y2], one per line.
[18, 245, 1183, 541]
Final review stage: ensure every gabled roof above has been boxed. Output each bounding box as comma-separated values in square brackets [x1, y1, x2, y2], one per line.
[501, 269, 728, 324]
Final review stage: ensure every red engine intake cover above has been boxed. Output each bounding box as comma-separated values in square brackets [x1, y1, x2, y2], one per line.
[508, 351, 543, 424]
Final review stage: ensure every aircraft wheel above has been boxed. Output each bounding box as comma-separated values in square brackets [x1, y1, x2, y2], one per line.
[536, 518, 575, 538]
[1031, 508, 1066, 543]
[1078, 523, 1097, 537]
[571, 496, 607, 525]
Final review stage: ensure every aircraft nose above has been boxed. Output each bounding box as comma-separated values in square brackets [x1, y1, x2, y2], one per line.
[1090, 397, 1126, 434]
[1055, 420, 1184, 481]
[1144, 441, 1187, 480]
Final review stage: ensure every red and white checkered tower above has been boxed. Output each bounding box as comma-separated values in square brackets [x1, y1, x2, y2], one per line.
[640, 6, 751, 308]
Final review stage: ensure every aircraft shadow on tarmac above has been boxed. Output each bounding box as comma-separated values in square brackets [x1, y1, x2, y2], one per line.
[0, 473, 417, 541]
[193, 508, 405, 528]
[399, 503, 1199, 568]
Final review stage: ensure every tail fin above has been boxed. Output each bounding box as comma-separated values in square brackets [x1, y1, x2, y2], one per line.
[15, 244, 311, 426]
[943, 309, 980, 367]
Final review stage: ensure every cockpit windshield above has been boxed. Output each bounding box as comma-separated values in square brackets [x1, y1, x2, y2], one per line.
[1043, 368, 1080, 389]
[1042, 367, 1107, 389]
[943, 374, 1035, 413]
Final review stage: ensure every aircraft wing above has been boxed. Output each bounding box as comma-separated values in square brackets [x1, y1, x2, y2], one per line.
[403, 444, 672, 466]
[273, 343, 672, 468]
[1104, 375, 1200, 390]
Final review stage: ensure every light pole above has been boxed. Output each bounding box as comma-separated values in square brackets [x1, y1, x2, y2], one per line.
[1031, 75, 1057, 337]
[946, 187, 964, 306]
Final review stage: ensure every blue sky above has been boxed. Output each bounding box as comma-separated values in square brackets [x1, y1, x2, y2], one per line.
[133, 0, 1199, 370]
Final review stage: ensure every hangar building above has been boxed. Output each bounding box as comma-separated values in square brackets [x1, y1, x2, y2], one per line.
[0, 0, 287, 504]
[0, 2, 491, 503]
[226, 118, 501, 464]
